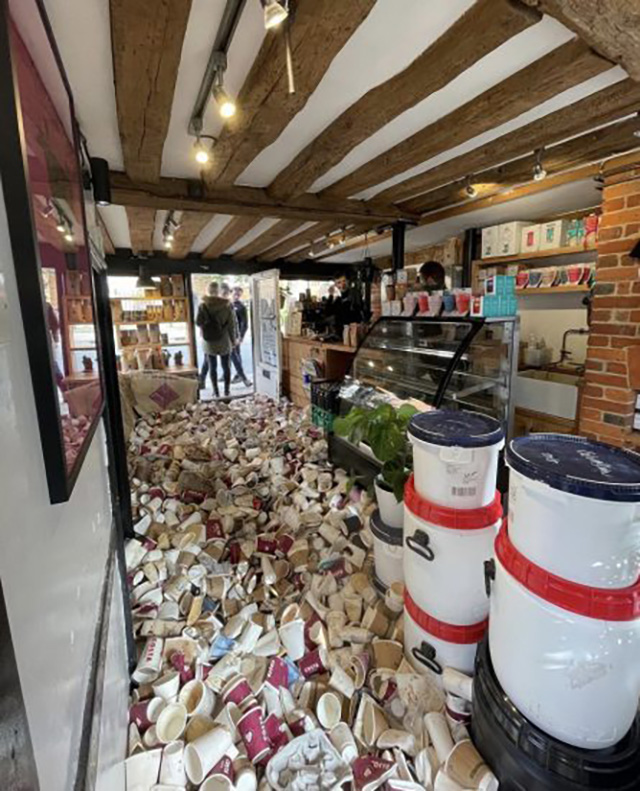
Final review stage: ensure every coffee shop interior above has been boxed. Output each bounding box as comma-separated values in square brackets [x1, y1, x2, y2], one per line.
[4, 1, 640, 790]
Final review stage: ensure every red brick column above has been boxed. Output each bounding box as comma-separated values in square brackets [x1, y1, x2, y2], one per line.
[578, 163, 640, 447]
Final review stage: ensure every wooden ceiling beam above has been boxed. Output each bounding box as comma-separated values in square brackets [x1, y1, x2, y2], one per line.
[267, 0, 540, 201]
[110, 0, 192, 183]
[168, 212, 213, 259]
[258, 221, 337, 261]
[109, 172, 416, 224]
[413, 117, 640, 215]
[385, 78, 640, 208]
[202, 216, 262, 259]
[321, 39, 612, 200]
[521, 0, 640, 81]
[126, 207, 157, 254]
[292, 223, 379, 262]
[206, 0, 376, 188]
[233, 220, 303, 260]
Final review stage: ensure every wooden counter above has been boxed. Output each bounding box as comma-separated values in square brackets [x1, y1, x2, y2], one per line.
[281, 336, 356, 407]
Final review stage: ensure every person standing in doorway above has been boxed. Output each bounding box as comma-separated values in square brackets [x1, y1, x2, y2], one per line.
[230, 286, 252, 387]
[196, 281, 238, 398]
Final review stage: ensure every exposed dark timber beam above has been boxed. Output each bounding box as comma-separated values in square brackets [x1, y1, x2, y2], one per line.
[206, 0, 377, 187]
[268, 0, 540, 200]
[110, 0, 192, 183]
[322, 39, 612, 199]
[413, 117, 640, 215]
[202, 216, 261, 259]
[106, 253, 358, 279]
[259, 221, 338, 261]
[125, 207, 156, 254]
[168, 212, 213, 258]
[109, 173, 415, 224]
[385, 78, 640, 208]
[521, 0, 640, 81]
[233, 219, 303, 260]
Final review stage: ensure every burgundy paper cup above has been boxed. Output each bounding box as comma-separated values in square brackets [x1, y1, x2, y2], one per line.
[264, 713, 290, 750]
[299, 647, 328, 678]
[256, 535, 278, 555]
[265, 657, 289, 690]
[207, 754, 235, 782]
[222, 675, 253, 706]
[206, 519, 225, 540]
[277, 534, 294, 555]
[228, 542, 242, 564]
[353, 756, 395, 791]
[129, 697, 165, 733]
[288, 714, 306, 738]
[237, 706, 271, 764]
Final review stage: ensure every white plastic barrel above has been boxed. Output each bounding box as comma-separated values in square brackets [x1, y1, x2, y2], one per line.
[489, 523, 640, 750]
[370, 510, 403, 589]
[408, 410, 504, 509]
[507, 434, 640, 588]
[404, 589, 487, 680]
[404, 475, 501, 625]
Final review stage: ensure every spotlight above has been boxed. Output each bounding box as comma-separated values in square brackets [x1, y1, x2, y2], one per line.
[89, 157, 111, 206]
[165, 231, 175, 242]
[56, 221, 65, 233]
[194, 137, 211, 165]
[136, 266, 157, 290]
[533, 148, 547, 182]
[64, 232, 73, 242]
[164, 239, 173, 250]
[261, 0, 288, 29]
[213, 86, 236, 119]
[464, 177, 477, 198]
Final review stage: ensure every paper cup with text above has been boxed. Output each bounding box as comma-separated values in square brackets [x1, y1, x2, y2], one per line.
[237, 705, 271, 764]
[133, 637, 164, 684]
[184, 726, 234, 785]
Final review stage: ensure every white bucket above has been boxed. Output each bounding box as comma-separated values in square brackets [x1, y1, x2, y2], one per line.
[489, 523, 640, 750]
[404, 475, 501, 625]
[374, 477, 404, 529]
[370, 510, 403, 589]
[408, 410, 504, 509]
[404, 589, 487, 679]
[507, 434, 640, 588]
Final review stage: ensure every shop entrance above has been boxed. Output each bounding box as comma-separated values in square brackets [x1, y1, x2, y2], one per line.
[191, 273, 254, 400]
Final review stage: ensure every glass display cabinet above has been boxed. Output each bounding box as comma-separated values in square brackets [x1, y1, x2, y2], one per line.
[331, 316, 519, 474]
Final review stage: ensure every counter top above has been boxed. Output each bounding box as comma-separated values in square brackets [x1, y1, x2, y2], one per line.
[282, 336, 357, 353]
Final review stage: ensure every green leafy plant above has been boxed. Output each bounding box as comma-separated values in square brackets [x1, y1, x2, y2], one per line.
[334, 403, 417, 502]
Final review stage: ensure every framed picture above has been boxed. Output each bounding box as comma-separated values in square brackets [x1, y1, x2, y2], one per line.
[0, 0, 105, 503]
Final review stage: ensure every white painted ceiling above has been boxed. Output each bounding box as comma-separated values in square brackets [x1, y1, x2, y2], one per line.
[41, 0, 625, 258]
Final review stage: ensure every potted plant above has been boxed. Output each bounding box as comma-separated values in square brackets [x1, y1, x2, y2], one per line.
[334, 403, 417, 527]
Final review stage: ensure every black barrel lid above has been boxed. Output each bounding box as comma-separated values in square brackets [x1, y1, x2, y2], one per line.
[408, 410, 504, 448]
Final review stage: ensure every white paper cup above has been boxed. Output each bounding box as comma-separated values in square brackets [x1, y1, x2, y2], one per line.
[185, 714, 216, 743]
[201, 776, 234, 791]
[156, 703, 188, 744]
[235, 765, 258, 791]
[424, 712, 455, 765]
[159, 740, 186, 786]
[329, 722, 358, 763]
[179, 680, 215, 718]
[153, 671, 181, 701]
[442, 668, 473, 703]
[317, 692, 342, 730]
[143, 726, 161, 748]
[433, 770, 465, 791]
[133, 637, 164, 683]
[329, 665, 356, 699]
[125, 748, 162, 791]
[278, 618, 306, 661]
[184, 726, 233, 785]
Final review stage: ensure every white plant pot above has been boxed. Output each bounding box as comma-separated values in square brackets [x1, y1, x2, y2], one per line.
[374, 477, 404, 529]
[408, 411, 504, 510]
[370, 509, 403, 589]
[489, 524, 640, 750]
[403, 475, 500, 625]
[507, 435, 640, 588]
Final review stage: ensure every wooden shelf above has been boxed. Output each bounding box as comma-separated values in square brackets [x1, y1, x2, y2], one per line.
[516, 285, 590, 296]
[475, 245, 597, 267]
[110, 295, 187, 301]
[113, 320, 189, 326]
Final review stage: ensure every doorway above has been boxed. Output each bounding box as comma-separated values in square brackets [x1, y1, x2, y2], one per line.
[191, 273, 254, 399]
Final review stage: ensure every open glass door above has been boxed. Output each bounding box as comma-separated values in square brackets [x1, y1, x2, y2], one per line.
[251, 269, 281, 399]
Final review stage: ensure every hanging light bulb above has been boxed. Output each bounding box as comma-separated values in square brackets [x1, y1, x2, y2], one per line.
[213, 85, 236, 119]
[194, 137, 211, 165]
[533, 148, 547, 182]
[164, 238, 173, 250]
[261, 0, 288, 29]
[56, 221, 65, 233]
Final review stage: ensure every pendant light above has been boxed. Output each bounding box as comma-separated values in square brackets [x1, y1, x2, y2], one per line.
[136, 266, 157, 290]
[533, 148, 547, 182]
[261, 0, 289, 29]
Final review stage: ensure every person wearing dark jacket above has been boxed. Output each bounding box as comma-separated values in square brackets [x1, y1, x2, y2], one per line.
[196, 281, 238, 398]
[230, 286, 251, 386]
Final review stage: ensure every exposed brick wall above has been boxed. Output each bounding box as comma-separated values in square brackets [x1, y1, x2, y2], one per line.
[578, 163, 640, 447]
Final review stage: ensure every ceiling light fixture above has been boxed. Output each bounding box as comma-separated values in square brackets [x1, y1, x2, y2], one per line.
[64, 231, 74, 243]
[162, 211, 180, 252]
[464, 176, 477, 199]
[193, 135, 215, 165]
[261, 0, 289, 30]
[89, 157, 112, 206]
[213, 85, 236, 119]
[533, 148, 547, 182]
[136, 266, 157, 290]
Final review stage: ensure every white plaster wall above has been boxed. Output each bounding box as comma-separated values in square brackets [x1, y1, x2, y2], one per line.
[0, 178, 116, 791]
[95, 561, 129, 791]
